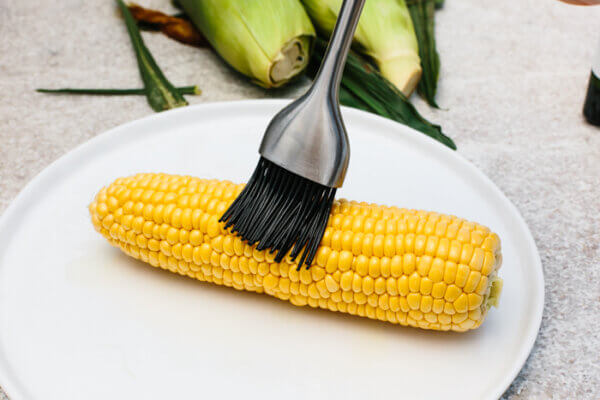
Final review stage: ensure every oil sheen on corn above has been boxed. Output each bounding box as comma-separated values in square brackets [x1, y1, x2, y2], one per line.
[90, 173, 504, 333]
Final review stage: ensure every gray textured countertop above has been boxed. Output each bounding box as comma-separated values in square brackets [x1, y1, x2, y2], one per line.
[1, 0, 599, 398]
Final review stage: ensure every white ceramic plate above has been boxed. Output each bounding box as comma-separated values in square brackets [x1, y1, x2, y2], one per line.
[0, 100, 543, 400]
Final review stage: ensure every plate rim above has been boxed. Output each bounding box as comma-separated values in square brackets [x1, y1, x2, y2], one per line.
[0, 99, 544, 400]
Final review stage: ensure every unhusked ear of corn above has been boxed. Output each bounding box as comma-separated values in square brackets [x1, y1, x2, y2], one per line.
[90, 173, 503, 332]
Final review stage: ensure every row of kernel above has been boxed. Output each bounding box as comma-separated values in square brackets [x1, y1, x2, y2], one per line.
[327, 212, 461, 235]
[122, 238, 488, 332]
[285, 291, 483, 325]
[117, 231, 488, 315]
[106, 215, 493, 291]
[114, 174, 191, 192]
[319, 230, 496, 262]
[115, 198, 225, 230]
[260, 269, 486, 313]
[320, 225, 492, 255]
[331, 200, 452, 222]
[331, 200, 405, 220]
[282, 294, 479, 331]
[175, 184, 242, 208]
[132, 234, 488, 313]
[331, 202, 489, 237]
[107, 201, 221, 234]
[330, 203, 481, 236]
[124, 228, 490, 296]
[315, 244, 495, 277]
[105, 176, 218, 202]
[114, 237, 483, 332]
[107, 177, 238, 207]
[121, 241, 268, 292]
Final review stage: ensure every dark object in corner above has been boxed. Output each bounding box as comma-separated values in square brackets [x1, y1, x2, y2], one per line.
[583, 71, 600, 126]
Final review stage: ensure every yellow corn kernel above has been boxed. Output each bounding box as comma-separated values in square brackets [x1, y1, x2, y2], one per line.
[352, 274, 363, 293]
[428, 258, 445, 282]
[464, 271, 482, 293]
[436, 237, 450, 260]
[316, 246, 331, 268]
[362, 276, 375, 295]
[310, 266, 325, 281]
[325, 250, 339, 274]
[399, 297, 410, 313]
[444, 285, 461, 302]
[330, 290, 342, 303]
[467, 293, 483, 310]
[340, 271, 353, 291]
[424, 312, 437, 323]
[368, 257, 381, 277]
[390, 255, 403, 277]
[420, 295, 433, 313]
[453, 293, 469, 313]
[452, 312, 468, 324]
[342, 290, 354, 303]
[367, 293, 378, 307]
[417, 255, 432, 276]
[482, 233, 500, 252]
[386, 277, 398, 296]
[299, 283, 309, 297]
[316, 280, 329, 297]
[380, 257, 391, 277]
[476, 276, 489, 295]
[354, 255, 369, 276]
[263, 274, 278, 291]
[397, 275, 409, 296]
[331, 270, 341, 283]
[325, 275, 339, 293]
[354, 292, 367, 305]
[403, 253, 416, 274]
[374, 277, 386, 295]
[431, 281, 447, 299]
[278, 278, 290, 294]
[455, 264, 470, 287]
[444, 261, 457, 284]
[469, 308, 482, 321]
[432, 298, 445, 314]
[469, 248, 485, 272]
[419, 277, 433, 295]
[408, 272, 421, 292]
[338, 251, 353, 271]
[443, 302, 455, 315]
[407, 293, 421, 310]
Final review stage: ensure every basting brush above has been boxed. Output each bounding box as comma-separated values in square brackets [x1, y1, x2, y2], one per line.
[220, 0, 366, 269]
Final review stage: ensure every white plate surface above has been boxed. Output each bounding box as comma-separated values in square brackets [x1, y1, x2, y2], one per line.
[0, 100, 543, 400]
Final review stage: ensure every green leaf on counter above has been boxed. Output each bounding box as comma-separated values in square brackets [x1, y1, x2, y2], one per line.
[338, 87, 373, 113]
[434, 0, 444, 9]
[37, 86, 200, 96]
[407, 0, 441, 108]
[116, 0, 188, 111]
[310, 37, 456, 150]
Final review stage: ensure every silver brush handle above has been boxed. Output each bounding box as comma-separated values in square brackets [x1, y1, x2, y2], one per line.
[311, 0, 365, 103]
[259, 0, 365, 188]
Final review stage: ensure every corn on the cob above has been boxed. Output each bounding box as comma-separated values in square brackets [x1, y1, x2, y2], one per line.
[90, 173, 503, 332]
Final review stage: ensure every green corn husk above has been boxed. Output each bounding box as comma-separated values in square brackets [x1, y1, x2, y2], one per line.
[310, 38, 455, 150]
[407, 0, 441, 107]
[116, 0, 188, 111]
[37, 86, 200, 96]
[177, 0, 315, 88]
[301, 0, 421, 96]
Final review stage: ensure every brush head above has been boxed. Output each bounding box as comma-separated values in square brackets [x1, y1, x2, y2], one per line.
[219, 157, 336, 269]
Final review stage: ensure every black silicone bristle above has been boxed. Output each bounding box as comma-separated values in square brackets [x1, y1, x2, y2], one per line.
[219, 157, 336, 269]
